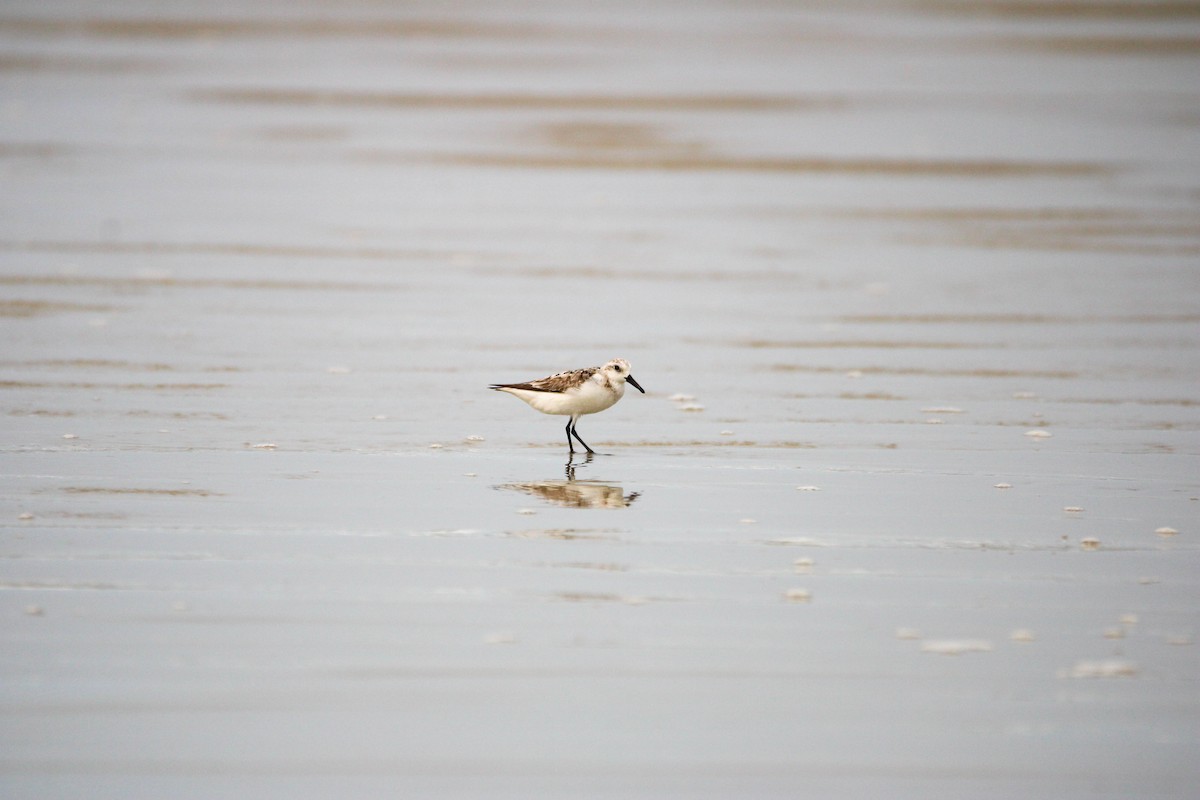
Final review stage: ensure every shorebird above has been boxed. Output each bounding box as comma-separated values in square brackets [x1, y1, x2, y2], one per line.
[490, 358, 645, 454]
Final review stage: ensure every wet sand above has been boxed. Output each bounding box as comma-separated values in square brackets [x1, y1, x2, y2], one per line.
[2, 1, 1199, 797]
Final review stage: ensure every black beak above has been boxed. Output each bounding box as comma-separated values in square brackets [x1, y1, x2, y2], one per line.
[626, 374, 645, 393]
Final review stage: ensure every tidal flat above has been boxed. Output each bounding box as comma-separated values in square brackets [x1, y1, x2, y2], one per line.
[2, 1, 1199, 797]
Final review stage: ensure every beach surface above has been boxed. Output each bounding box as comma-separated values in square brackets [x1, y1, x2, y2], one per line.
[2, 1, 1199, 797]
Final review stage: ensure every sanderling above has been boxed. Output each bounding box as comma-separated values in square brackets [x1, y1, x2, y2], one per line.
[490, 358, 645, 454]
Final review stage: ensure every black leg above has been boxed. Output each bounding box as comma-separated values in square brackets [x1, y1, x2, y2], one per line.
[564, 419, 575, 454]
[569, 420, 596, 454]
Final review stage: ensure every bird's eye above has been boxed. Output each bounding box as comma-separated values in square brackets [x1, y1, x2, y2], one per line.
[613, 365, 622, 373]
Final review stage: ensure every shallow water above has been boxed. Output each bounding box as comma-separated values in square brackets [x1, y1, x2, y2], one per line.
[2, 1, 1199, 797]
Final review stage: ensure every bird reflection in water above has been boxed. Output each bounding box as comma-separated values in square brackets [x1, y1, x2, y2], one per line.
[497, 453, 641, 509]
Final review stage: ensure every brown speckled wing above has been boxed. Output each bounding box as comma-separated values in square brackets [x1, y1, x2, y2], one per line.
[493, 367, 595, 394]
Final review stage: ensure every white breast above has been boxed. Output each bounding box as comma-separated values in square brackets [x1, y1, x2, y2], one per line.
[500, 374, 623, 416]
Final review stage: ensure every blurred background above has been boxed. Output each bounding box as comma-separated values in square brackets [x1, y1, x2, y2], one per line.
[3, 0, 1197, 453]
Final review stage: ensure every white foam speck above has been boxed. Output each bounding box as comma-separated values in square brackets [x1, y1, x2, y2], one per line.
[921, 639, 993, 655]
[1065, 659, 1137, 679]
